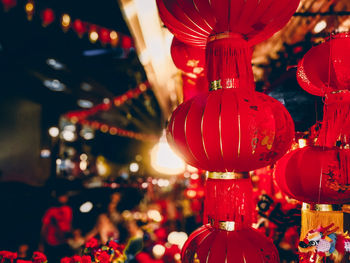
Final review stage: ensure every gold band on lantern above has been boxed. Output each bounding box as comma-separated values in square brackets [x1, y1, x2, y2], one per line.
[207, 32, 247, 44]
[210, 80, 222, 91]
[206, 171, 249, 180]
[210, 219, 236, 231]
[302, 203, 341, 212]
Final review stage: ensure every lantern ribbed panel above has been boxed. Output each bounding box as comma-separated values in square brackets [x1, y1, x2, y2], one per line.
[167, 89, 294, 172]
[181, 225, 279, 263]
[156, 0, 299, 47]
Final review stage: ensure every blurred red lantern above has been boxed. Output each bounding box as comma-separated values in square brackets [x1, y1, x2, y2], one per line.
[181, 224, 279, 263]
[274, 146, 350, 204]
[171, 37, 205, 76]
[1, 0, 16, 11]
[181, 74, 208, 101]
[41, 8, 55, 27]
[121, 36, 133, 49]
[167, 88, 294, 172]
[156, 0, 299, 47]
[99, 28, 110, 46]
[72, 19, 86, 38]
[297, 33, 350, 96]
[297, 33, 350, 147]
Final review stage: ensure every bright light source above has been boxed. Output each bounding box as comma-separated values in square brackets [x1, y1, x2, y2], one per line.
[152, 244, 165, 259]
[150, 132, 185, 175]
[48, 126, 59, 137]
[77, 99, 93, 109]
[314, 20, 327, 33]
[56, 159, 62, 165]
[89, 31, 99, 42]
[43, 79, 66, 92]
[40, 149, 51, 158]
[129, 162, 139, 173]
[174, 253, 181, 261]
[64, 124, 76, 132]
[80, 160, 88, 170]
[46, 58, 65, 70]
[147, 209, 162, 222]
[152, 179, 157, 185]
[80, 153, 88, 161]
[187, 165, 198, 173]
[62, 130, 75, 142]
[80, 201, 93, 213]
[103, 98, 110, 104]
[61, 14, 70, 27]
[157, 179, 170, 187]
[298, 138, 307, 148]
[141, 182, 148, 189]
[190, 173, 199, 180]
[168, 231, 188, 249]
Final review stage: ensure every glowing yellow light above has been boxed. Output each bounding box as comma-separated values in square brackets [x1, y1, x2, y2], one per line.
[298, 138, 307, 148]
[150, 132, 185, 175]
[100, 124, 109, 133]
[89, 31, 99, 43]
[314, 20, 327, 33]
[61, 14, 71, 27]
[25, 2, 34, 12]
[110, 30, 118, 40]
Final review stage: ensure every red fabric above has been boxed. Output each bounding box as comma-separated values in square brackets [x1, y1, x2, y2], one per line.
[167, 89, 294, 172]
[181, 225, 279, 263]
[274, 146, 350, 204]
[156, 0, 299, 47]
[42, 205, 72, 246]
[204, 178, 254, 229]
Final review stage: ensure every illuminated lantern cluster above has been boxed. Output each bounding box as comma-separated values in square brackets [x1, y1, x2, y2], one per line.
[275, 33, 350, 204]
[158, 0, 299, 262]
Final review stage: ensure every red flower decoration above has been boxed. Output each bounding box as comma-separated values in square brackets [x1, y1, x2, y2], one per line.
[96, 251, 110, 263]
[72, 255, 82, 263]
[85, 237, 99, 248]
[60, 257, 72, 263]
[32, 251, 47, 263]
[108, 240, 120, 251]
[81, 255, 92, 263]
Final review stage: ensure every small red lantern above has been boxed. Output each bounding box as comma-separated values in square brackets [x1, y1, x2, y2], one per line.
[167, 88, 294, 172]
[72, 19, 87, 38]
[171, 37, 205, 76]
[1, 0, 16, 11]
[99, 28, 110, 46]
[181, 224, 279, 263]
[121, 36, 133, 49]
[274, 146, 350, 204]
[41, 8, 55, 27]
[297, 33, 350, 147]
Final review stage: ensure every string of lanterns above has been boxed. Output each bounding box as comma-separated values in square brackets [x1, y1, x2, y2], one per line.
[0, 0, 134, 48]
[65, 82, 157, 142]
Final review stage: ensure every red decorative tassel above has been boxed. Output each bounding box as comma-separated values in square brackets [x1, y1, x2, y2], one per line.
[205, 33, 254, 93]
[203, 175, 254, 229]
[318, 92, 350, 147]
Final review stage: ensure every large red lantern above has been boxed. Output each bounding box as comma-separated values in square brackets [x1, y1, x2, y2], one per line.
[297, 33, 350, 147]
[181, 224, 279, 263]
[156, 0, 299, 47]
[274, 146, 350, 204]
[167, 88, 294, 172]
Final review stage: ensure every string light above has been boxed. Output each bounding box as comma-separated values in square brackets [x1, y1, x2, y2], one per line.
[89, 31, 99, 43]
[61, 13, 70, 29]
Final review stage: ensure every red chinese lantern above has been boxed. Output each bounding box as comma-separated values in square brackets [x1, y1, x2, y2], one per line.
[274, 146, 350, 204]
[171, 37, 205, 76]
[72, 19, 87, 38]
[297, 33, 350, 147]
[1, 0, 16, 11]
[167, 88, 294, 172]
[156, 0, 299, 47]
[181, 224, 279, 263]
[41, 8, 55, 27]
[99, 28, 110, 46]
[121, 36, 133, 49]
